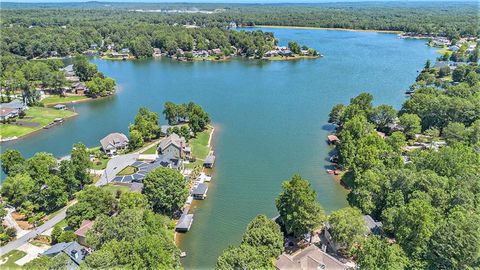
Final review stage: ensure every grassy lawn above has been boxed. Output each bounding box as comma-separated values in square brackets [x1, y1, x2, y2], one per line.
[91, 158, 109, 170]
[0, 250, 26, 269]
[141, 143, 158, 154]
[0, 106, 76, 140]
[436, 48, 452, 55]
[40, 95, 89, 106]
[190, 127, 212, 160]
[117, 166, 138, 176]
[268, 54, 319, 61]
[102, 184, 130, 195]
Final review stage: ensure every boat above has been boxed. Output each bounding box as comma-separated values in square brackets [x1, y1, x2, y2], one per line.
[326, 169, 334, 174]
[180, 251, 187, 258]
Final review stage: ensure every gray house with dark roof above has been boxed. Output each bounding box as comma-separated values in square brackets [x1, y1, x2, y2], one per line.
[158, 133, 187, 159]
[42, 242, 89, 270]
[192, 183, 208, 200]
[100, 132, 129, 156]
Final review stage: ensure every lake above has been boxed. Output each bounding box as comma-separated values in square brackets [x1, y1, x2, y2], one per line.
[1, 27, 437, 269]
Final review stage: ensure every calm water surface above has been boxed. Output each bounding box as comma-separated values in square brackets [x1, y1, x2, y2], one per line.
[1, 28, 437, 269]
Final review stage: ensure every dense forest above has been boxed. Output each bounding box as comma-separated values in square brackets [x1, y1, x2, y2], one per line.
[1, 1, 478, 37]
[324, 58, 480, 268]
[0, 2, 477, 59]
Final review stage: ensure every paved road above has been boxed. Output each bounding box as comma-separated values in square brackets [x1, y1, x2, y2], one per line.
[1, 205, 69, 256]
[2, 149, 146, 256]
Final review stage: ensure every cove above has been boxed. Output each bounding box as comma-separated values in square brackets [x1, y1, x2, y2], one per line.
[1, 28, 437, 269]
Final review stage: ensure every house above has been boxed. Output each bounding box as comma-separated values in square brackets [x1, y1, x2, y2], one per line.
[158, 133, 188, 159]
[363, 215, 383, 235]
[265, 50, 279, 57]
[203, 154, 215, 168]
[100, 132, 129, 156]
[73, 82, 88, 95]
[153, 48, 162, 57]
[434, 61, 449, 69]
[278, 50, 293, 57]
[449, 45, 460, 51]
[74, 220, 94, 247]
[42, 242, 89, 270]
[129, 182, 144, 193]
[211, 48, 222, 55]
[90, 44, 98, 50]
[0, 108, 19, 121]
[54, 104, 67, 110]
[192, 183, 208, 199]
[175, 213, 194, 232]
[275, 245, 349, 270]
[120, 48, 130, 54]
[2, 100, 27, 112]
[327, 134, 340, 145]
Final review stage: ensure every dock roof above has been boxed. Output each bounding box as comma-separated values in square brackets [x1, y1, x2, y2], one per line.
[192, 183, 208, 195]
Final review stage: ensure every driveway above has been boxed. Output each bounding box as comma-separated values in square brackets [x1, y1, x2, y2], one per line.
[15, 242, 50, 266]
[0, 203, 71, 256]
[96, 152, 139, 187]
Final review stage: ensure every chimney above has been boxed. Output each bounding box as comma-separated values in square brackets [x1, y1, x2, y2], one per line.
[71, 250, 78, 259]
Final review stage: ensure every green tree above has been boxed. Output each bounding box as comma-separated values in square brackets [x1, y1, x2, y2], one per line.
[51, 224, 63, 244]
[241, 215, 284, 259]
[442, 122, 469, 144]
[163, 101, 178, 125]
[287, 41, 301, 54]
[355, 236, 408, 270]
[37, 175, 68, 212]
[25, 152, 57, 185]
[130, 107, 160, 141]
[143, 167, 189, 216]
[328, 104, 345, 126]
[0, 149, 24, 175]
[215, 244, 273, 270]
[399, 113, 421, 139]
[24, 253, 70, 270]
[275, 174, 326, 238]
[328, 207, 367, 254]
[71, 143, 92, 185]
[128, 129, 144, 151]
[1, 173, 35, 207]
[73, 55, 98, 81]
[428, 209, 480, 270]
[119, 192, 148, 211]
[57, 231, 77, 243]
[369, 105, 397, 131]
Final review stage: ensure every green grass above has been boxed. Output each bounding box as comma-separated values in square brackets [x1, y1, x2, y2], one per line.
[91, 158, 109, 170]
[190, 127, 212, 160]
[267, 54, 319, 61]
[0, 106, 76, 140]
[117, 166, 137, 176]
[436, 48, 452, 55]
[102, 184, 130, 195]
[40, 95, 89, 105]
[141, 143, 158, 154]
[0, 250, 26, 269]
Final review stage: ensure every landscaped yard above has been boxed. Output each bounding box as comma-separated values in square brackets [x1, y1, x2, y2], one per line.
[141, 143, 158, 154]
[0, 250, 26, 269]
[0, 106, 76, 140]
[117, 166, 138, 176]
[91, 158, 109, 170]
[186, 126, 213, 168]
[102, 184, 130, 195]
[40, 95, 89, 106]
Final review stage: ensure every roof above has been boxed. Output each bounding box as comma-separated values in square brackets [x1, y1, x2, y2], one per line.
[204, 154, 215, 164]
[363, 215, 382, 234]
[130, 182, 144, 193]
[275, 245, 348, 270]
[327, 134, 339, 142]
[192, 183, 208, 195]
[434, 61, 449, 69]
[158, 133, 186, 151]
[175, 214, 194, 230]
[100, 132, 129, 150]
[54, 104, 66, 109]
[0, 107, 17, 117]
[1, 100, 26, 110]
[42, 242, 88, 267]
[74, 220, 94, 238]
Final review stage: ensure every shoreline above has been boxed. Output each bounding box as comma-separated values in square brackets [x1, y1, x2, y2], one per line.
[0, 112, 78, 143]
[43, 94, 115, 107]
[252, 25, 402, 34]
[175, 124, 216, 247]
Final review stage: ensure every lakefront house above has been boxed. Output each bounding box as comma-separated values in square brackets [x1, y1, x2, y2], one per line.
[100, 132, 129, 156]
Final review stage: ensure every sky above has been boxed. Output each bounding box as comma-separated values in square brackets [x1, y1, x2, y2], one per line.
[1, 0, 472, 3]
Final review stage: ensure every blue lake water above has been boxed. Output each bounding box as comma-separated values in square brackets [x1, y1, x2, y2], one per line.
[1, 27, 437, 269]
